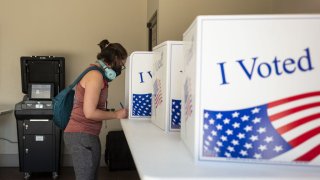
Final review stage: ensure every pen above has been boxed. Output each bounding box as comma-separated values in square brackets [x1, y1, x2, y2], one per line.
[120, 102, 124, 108]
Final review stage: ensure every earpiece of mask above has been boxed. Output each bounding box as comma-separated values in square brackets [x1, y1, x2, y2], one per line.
[97, 60, 116, 81]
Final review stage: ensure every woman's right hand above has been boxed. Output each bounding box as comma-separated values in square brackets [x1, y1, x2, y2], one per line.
[114, 108, 128, 119]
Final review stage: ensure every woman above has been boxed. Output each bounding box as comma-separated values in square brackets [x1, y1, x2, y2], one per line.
[64, 39, 128, 180]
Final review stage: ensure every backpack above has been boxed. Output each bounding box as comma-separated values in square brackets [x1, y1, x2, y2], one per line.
[105, 131, 136, 171]
[52, 66, 105, 129]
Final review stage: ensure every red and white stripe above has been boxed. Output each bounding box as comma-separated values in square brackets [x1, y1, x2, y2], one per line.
[154, 79, 163, 108]
[267, 91, 320, 164]
[185, 94, 193, 119]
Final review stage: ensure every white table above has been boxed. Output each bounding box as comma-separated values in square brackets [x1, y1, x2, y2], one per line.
[121, 119, 320, 180]
[0, 105, 13, 115]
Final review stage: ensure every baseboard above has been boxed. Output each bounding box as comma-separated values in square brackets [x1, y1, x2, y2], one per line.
[0, 154, 106, 167]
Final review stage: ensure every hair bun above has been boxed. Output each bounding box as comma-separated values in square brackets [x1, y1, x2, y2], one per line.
[98, 39, 110, 50]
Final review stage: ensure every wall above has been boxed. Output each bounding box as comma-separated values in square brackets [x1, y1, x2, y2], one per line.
[157, 0, 273, 44]
[147, 0, 159, 21]
[272, 0, 320, 13]
[0, 0, 147, 166]
[147, 0, 320, 45]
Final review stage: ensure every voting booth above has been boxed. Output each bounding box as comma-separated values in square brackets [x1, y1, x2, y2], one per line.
[151, 41, 184, 132]
[125, 52, 154, 120]
[181, 15, 320, 166]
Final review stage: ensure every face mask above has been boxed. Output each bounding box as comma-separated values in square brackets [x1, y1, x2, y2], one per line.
[113, 66, 122, 76]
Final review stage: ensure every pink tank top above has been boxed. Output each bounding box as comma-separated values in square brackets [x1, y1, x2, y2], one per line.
[64, 69, 108, 136]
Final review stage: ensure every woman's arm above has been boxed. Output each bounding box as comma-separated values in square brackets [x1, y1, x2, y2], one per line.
[82, 70, 127, 121]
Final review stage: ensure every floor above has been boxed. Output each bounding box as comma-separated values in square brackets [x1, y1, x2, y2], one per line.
[0, 167, 140, 180]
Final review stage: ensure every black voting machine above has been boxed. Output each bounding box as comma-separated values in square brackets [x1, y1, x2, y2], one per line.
[14, 56, 65, 179]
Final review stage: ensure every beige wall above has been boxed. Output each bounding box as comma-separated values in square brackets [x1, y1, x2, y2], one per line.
[147, 0, 159, 21]
[149, 0, 320, 45]
[0, 0, 147, 163]
[157, 0, 273, 44]
[272, 0, 320, 13]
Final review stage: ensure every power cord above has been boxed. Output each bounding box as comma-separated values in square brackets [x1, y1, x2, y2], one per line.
[0, 137, 18, 143]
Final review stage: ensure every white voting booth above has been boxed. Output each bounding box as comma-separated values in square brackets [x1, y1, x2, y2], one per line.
[151, 41, 184, 132]
[125, 52, 154, 120]
[181, 15, 320, 166]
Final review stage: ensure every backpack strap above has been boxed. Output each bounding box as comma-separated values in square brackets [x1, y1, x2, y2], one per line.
[69, 66, 105, 88]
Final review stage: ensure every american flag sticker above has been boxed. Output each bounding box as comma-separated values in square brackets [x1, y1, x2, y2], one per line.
[201, 91, 320, 164]
[153, 79, 163, 108]
[171, 99, 181, 129]
[132, 93, 152, 117]
[184, 78, 193, 121]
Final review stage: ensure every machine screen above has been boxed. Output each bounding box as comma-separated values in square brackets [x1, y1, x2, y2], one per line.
[30, 84, 52, 100]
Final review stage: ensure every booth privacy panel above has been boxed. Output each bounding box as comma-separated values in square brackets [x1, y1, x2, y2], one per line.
[125, 52, 154, 120]
[180, 15, 320, 166]
[151, 41, 184, 132]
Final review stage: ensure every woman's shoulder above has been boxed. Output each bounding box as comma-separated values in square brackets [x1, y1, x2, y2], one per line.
[80, 66, 104, 87]
[87, 65, 108, 86]
[86, 65, 103, 77]
[85, 70, 104, 82]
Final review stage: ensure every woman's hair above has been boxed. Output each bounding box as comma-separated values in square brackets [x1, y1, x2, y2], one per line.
[97, 39, 128, 65]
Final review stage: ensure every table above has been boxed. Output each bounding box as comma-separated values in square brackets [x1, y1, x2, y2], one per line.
[0, 105, 13, 115]
[121, 119, 320, 180]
